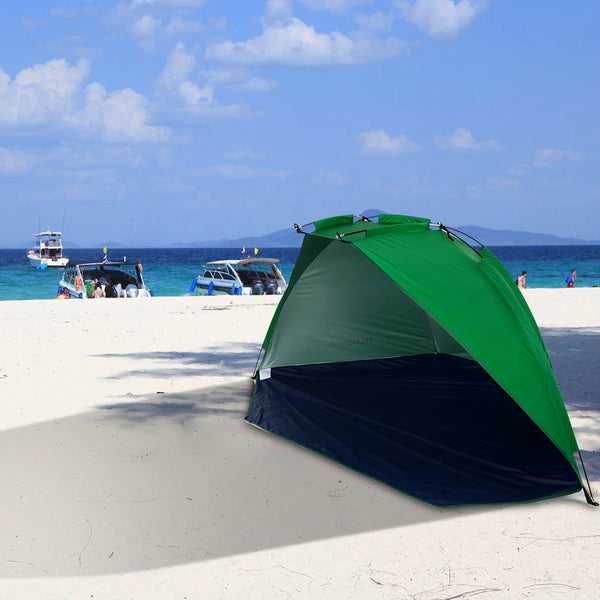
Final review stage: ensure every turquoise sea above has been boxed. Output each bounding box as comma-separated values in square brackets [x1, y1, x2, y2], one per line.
[1, 245, 600, 301]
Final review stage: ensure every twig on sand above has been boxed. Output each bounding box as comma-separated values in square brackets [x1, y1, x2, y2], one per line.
[524, 582, 581, 590]
[413, 588, 502, 600]
[437, 589, 502, 600]
[79, 517, 93, 564]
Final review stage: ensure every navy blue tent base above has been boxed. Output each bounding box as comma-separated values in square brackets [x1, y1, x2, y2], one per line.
[246, 355, 582, 506]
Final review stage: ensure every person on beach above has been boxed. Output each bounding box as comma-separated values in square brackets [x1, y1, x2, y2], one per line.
[57, 287, 70, 299]
[566, 269, 577, 288]
[104, 278, 117, 298]
[517, 271, 529, 289]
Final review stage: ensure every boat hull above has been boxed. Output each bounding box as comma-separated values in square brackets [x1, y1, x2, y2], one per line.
[194, 280, 245, 296]
[27, 230, 69, 268]
[58, 261, 152, 299]
[191, 258, 287, 297]
[28, 254, 69, 268]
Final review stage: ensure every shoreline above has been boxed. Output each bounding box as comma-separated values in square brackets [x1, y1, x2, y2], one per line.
[1, 283, 600, 304]
[0, 290, 598, 598]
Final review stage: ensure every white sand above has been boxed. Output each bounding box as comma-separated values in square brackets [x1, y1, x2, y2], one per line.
[0, 291, 598, 598]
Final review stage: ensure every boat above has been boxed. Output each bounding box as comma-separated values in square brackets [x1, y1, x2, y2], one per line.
[58, 261, 153, 299]
[189, 258, 287, 296]
[27, 230, 69, 268]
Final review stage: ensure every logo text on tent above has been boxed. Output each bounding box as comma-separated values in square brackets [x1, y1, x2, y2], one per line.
[327, 337, 374, 348]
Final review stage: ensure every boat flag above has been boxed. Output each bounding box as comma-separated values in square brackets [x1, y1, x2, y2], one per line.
[102, 246, 108, 264]
[254, 248, 259, 255]
[242, 246, 246, 254]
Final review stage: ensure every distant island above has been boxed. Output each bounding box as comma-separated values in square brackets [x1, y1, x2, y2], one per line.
[7, 220, 600, 249]
[170, 223, 600, 249]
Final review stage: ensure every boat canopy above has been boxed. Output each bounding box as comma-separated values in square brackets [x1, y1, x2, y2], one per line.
[206, 258, 280, 266]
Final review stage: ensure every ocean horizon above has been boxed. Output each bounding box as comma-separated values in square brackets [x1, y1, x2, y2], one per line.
[2, 245, 600, 301]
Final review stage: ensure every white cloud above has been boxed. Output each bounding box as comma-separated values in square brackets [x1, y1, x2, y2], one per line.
[113, 0, 214, 49]
[509, 148, 583, 175]
[157, 43, 214, 107]
[209, 16, 227, 31]
[199, 68, 278, 92]
[311, 169, 350, 185]
[72, 83, 171, 142]
[265, 0, 294, 25]
[205, 15, 414, 66]
[466, 177, 521, 199]
[357, 129, 420, 156]
[41, 35, 102, 61]
[301, 0, 374, 12]
[164, 17, 206, 36]
[44, 144, 148, 170]
[130, 0, 207, 8]
[49, 7, 82, 18]
[21, 19, 38, 32]
[354, 11, 395, 31]
[229, 76, 278, 92]
[395, 0, 487, 39]
[389, 175, 439, 197]
[434, 128, 501, 151]
[132, 14, 162, 38]
[157, 41, 197, 89]
[157, 43, 255, 118]
[0, 148, 35, 173]
[179, 80, 214, 105]
[224, 148, 265, 161]
[199, 163, 290, 180]
[0, 58, 170, 142]
[0, 59, 90, 125]
[531, 148, 582, 169]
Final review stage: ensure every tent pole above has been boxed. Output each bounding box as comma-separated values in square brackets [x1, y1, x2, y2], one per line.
[436, 223, 484, 258]
[252, 348, 264, 379]
[424, 313, 440, 355]
[577, 450, 598, 506]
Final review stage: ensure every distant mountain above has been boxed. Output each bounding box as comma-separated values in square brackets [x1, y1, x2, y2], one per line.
[171, 222, 599, 248]
[170, 227, 301, 249]
[4, 221, 599, 249]
[6, 240, 127, 250]
[8, 239, 82, 250]
[91, 242, 127, 249]
[456, 225, 599, 247]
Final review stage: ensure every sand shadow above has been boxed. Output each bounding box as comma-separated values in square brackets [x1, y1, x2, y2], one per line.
[94, 343, 263, 381]
[540, 327, 600, 487]
[540, 327, 600, 411]
[0, 379, 498, 579]
[1, 327, 596, 579]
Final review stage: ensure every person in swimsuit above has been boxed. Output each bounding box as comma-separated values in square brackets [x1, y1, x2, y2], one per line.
[566, 269, 577, 288]
[517, 271, 529, 289]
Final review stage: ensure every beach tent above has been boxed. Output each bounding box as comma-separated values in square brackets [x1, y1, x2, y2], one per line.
[246, 214, 595, 507]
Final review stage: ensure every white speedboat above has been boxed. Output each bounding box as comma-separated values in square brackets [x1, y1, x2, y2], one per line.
[190, 258, 287, 296]
[27, 230, 69, 268]
[58, 261, 153, 299]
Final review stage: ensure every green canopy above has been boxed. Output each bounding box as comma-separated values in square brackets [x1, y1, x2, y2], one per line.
[247, 214, 587, 506]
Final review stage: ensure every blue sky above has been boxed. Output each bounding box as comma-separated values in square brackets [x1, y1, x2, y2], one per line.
[1, 0, 598, 246]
